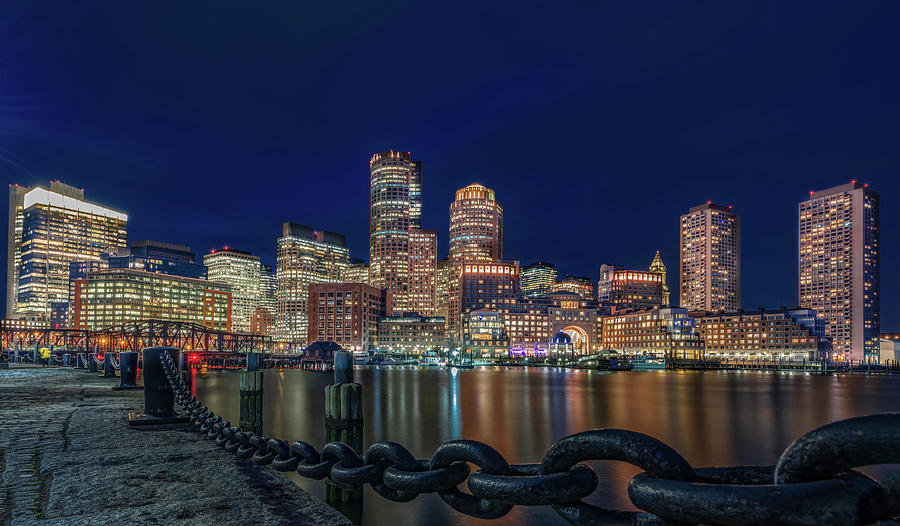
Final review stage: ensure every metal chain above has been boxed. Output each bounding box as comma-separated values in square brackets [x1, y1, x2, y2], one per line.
[159, 352, 900, 525]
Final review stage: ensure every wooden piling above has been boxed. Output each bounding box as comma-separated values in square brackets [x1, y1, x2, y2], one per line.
[325, 352, 364, 503]
[239, 369, 264, 435]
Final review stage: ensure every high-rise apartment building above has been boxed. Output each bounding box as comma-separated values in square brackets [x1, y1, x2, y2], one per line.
[408, 228, 437, 315]
[73, 269, 231, 331]
[203, 247, 261, 334]
[275, 222, 349, 346]
[679, 202, 740, 312]
[520, 262, 558, 297]
[12, 182, 128, 319]
[369, 150, 421, 312]
[799, 182, 880, 360]
[448, 183, 503, 340]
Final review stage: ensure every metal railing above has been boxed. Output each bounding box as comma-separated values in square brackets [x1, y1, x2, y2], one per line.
[159, 351, 900, 525]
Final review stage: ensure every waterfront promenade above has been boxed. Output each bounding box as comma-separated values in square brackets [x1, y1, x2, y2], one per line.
[0, 366, 349, 526]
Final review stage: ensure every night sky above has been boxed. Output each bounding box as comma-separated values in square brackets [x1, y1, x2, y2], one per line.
[1, 2, 898, 327]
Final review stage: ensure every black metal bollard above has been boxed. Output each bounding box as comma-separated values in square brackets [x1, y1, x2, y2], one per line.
[88, 353, 98, 372]
[63, 354, 71, 367]
[103, 353, 116, 378]
[141, 347, 180, 418]
[117, 352, 141, 389]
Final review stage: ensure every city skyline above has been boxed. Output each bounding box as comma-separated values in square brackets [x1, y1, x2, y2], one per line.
[1, 3, 898, 328]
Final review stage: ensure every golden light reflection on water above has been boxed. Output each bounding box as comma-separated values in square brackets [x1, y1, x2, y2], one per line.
[194, 367, 900, 525]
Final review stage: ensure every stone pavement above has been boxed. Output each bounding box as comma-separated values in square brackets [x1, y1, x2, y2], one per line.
[0, 366, 351, 526]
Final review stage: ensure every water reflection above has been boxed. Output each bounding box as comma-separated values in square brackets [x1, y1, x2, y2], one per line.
[194, 366, 900, 525]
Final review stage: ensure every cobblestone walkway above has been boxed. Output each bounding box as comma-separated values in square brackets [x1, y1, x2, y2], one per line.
[0, 367, 350, 526]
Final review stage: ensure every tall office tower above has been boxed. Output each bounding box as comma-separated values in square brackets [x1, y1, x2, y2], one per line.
[275, 222, 349, 347]
[259, 264, 276, 315]
[520, 262, 558, 297]
[679, 202, 740, 312]
[369, 150, 420, 312]
[13, 182, 128, 319]
[649, 251, 671, 306]
[203, 247, 261, 334]
[410, 161, 423, 229]
[436, 257, 451, 320]
[6, 183, 31, 317]
[408, 228, 437, 315]
[448, 183, 503, 341]
[342, 259, 370, 285]
[799, 182, 880, 360]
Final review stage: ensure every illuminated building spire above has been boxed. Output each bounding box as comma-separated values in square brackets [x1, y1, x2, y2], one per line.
[649, 250, 671, 306]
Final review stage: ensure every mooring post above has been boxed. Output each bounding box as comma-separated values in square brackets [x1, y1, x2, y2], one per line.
[103, 353, 117, 378]
[127, 346, 190, 428]
[325, 351, 364, 504]
[239, 352, 263, 435]
[115, 351, 142, 390]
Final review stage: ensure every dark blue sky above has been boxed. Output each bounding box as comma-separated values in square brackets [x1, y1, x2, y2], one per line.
[1, 2, 898, 327]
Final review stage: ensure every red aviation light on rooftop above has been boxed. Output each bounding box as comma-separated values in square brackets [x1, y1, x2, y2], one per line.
[707, 200, 712, 205]
[864, 183, 869, 188]
[851, 179, 857, 184]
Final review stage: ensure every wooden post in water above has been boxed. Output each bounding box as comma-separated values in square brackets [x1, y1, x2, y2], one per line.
[325, 351, 363, 503]
[240, 352, 263, 435]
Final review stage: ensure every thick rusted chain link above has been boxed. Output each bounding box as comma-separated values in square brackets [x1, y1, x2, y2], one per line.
[159, 352, 900, 525]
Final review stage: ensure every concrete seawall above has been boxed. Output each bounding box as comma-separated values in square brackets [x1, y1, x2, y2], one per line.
[0, 366, 351, 526]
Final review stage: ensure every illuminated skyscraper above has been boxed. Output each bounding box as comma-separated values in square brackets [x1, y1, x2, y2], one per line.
[448, 183, 503, 342]
[520, 262, 557, 297]
[12, 182, 128, 319]
[679, 202, 740, 312]
[203, 247, 261, 333]
[799, 182, 879, 360]
[275, 222, 349, 347]
[369, 150, 421, 312]
[408, 228, 437, 315]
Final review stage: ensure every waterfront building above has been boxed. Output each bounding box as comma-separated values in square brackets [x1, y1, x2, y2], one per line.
[448, 183, 503, 340]
[436, 257, 451, 321]
[679, 202, 740, 312]
[548, 275, 592, 300]
[342, 259, 370, 285]
[463, 309, 507, 358]
[456, 261, 519, 346]
[799, 182, 880, 361]
[0, 316, 48, 330]
[275, 222, 349, 346]
[203, 247, 261, 334]
[601, 307, 703, 359]
[693, 308, 831, 361]
[369, 150, 421, 312]
[881, 339, 899, 363]
[649, 251, 671, 306]
[73, 269, 232, 331]
[597, 264, 664, 310]
[505, 290, 605, 356]
[520, 262, 557, 298]
[250, 306, 275, 336]
[407, 228, 437, 316]
[307, 283, 392, 353]
[11, 182, 128, 320]
[376, 315, 446, 354]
